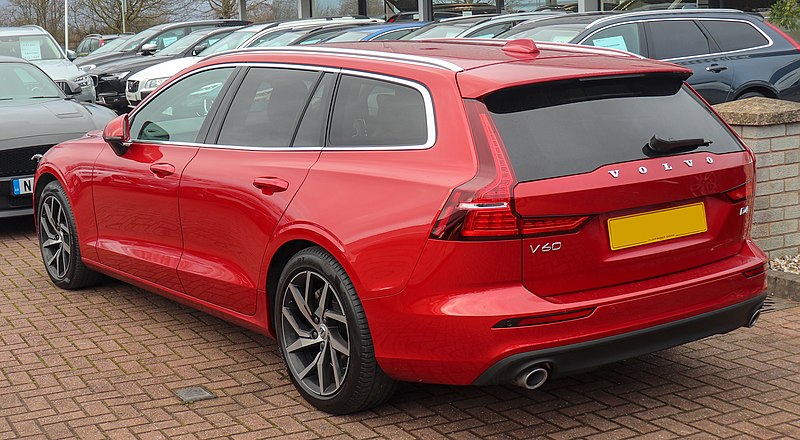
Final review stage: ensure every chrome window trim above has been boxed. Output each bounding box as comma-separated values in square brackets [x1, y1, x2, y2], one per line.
[325, 68, 436, 151]
[128, 62, 437, 152]
[578, 18, 773, 62]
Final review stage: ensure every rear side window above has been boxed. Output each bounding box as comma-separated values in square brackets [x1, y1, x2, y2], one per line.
[485, 76, 744, 182]
[648, 20, 710, 59]
[701, 20, 769, 52]
[217, 68, 320, 148]
[329, 75, 428, 147]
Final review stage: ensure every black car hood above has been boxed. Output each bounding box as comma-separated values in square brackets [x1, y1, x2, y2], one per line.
[0, 99, 117, 149]
[92, 54, 178, 76]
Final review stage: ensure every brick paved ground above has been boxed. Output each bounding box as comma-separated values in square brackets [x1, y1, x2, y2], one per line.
[2, 216, 800, 439]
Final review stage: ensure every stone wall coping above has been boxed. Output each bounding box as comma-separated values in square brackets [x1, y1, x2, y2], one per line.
[713, 97, 800, 126]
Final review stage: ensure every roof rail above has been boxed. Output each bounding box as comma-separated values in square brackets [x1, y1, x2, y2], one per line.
[203, 45, 464, 72]
[589, 8, 745, 28]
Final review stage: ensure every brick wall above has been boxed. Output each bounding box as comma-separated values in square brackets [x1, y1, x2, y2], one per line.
[715, 98, 800, 259]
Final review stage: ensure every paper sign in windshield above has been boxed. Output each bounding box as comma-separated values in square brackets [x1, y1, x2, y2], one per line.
[161, 36, 178, 47]
[591, 35, 628, 52]
[20, 39, 42, 60]
[552, 35, 574, 43]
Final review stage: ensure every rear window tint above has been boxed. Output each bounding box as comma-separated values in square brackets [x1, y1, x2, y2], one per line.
[485, 76, 744, 182]
[702, 20, 769, 52]
[648, 21, 710, 59]
[329, 75, 428, 147]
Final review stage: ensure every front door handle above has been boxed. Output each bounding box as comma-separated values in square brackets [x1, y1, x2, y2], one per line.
[706, 64, 728, 73]
[253, 177, 289, 195]
[149, 162, 175, 177]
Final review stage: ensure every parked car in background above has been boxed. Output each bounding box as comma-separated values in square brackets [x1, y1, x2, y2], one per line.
[0, 57, 115, 217]
[75, 34, 135, 61]
[75, 34, 132, 57]
[400, 15, 499, 39]
[74, 19, 250, 72]
[249, 21, 380, 47]
[125, 17, 381, 108]
[497, 9, 800, 104]
[455, 12, 563, 38]
[91, 27, 241, 112]
[322, 22, 429, 42]
[387, 11, 460, 21]
[0, 26, 95, 102]
[36, 39, 767, 415]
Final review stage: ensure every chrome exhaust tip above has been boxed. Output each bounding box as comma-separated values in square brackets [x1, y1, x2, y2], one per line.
[747, 309, 761, 328]
[514, 367, 549, 390]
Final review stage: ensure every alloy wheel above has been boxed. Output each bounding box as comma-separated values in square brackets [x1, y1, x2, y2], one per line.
[280, 270, 350, 397]
[39, 195, 72, 279]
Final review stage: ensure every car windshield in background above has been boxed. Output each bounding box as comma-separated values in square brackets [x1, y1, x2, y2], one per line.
[403, 23, 475, 39]
[157, 33, 207, 56]
[0, 35, 64, 61]
[90, 36, 132, 54]
[0, 62, 62, 100]
[198, 30, 258, 56]
[485, 76, 743, 182]
[325, 29, 375, 42]
[497, 23, 583, 41]
[120, 29, 159, 51]
[252, 30, 303, 47]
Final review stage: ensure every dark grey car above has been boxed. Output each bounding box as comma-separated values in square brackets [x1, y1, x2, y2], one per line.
[0, 57, 116, 217]
[497, 9, 800, 104]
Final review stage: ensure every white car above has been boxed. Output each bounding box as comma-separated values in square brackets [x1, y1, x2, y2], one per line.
[126, 17, 381, 108]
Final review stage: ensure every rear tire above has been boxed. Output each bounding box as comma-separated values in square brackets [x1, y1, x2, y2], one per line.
[37, 181, 101, 289]
[275, 246, 396, 414]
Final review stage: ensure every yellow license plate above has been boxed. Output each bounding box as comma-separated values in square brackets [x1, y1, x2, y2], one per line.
[608, 202, 707, 251]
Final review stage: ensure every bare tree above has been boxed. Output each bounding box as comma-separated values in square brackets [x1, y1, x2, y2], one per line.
[3, 0, 64, 38]
[73, 0, 198, 34]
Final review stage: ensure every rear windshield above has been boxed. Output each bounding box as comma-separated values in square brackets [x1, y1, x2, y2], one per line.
[485, 75, 744, 182]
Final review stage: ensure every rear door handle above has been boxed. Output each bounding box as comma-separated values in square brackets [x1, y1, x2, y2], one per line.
[706, 64, 728, 73]
[253, 177, 289, 195]
[149, 162, 175, 177]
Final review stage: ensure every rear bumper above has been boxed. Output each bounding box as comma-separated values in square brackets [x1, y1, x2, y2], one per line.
[473, 292, 766, 385]
[363, 240, 768, 385]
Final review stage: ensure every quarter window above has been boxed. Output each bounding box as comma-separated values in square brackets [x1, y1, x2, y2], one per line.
[216, 68, 320, 148]
[129, 67, 234, 143]
[701, 20, 769, 52]
[648, 20, 710, 59]
[329, 75, 428, 147]
[584, 23, 642, 56]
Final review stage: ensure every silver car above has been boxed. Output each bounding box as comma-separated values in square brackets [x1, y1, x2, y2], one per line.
[0, 25, 95, 102]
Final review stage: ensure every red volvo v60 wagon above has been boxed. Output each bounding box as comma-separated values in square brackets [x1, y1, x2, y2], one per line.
[34, 39, 768, 413]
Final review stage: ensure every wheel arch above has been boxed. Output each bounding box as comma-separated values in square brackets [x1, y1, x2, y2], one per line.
[261, 225, 361, 336]
[33, 170, 63, 228]
[733, 82, 779, 100]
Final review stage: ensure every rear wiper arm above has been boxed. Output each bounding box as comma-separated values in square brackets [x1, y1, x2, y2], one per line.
[647, 135, 712, 154]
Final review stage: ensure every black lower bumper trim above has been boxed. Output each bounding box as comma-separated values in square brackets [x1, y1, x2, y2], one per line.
[473, 293, 767, 385]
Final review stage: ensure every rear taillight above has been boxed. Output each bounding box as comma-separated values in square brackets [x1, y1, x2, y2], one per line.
[430, 100, 518, 240]
[430, 100, 589, 240]
[765, 21, 800, 50]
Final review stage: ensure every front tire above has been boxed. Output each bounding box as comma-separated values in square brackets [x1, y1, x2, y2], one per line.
[275, 246, 395, 414]
[37, 180, 101, 289]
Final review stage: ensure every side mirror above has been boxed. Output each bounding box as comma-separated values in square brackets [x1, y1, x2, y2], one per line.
[140, 43, 157, 55]
[103, 114, 130, 156]
[191, 44, 208, 56]
[66, 49, 77, 61]
[65, 80, 82, 97]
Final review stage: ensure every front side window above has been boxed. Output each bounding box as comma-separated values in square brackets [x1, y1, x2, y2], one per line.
[130, 67, 234, 143]
[648, 20, 710, 60]
[148, 28, 189, 50]
[371, 28, 416, 41]
[329, 75, 428, 147]
[216, 68, 320, 147]
[584, 23, 642, 55]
